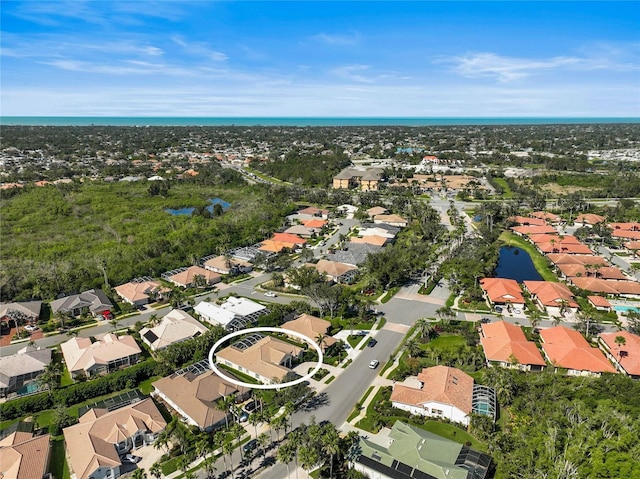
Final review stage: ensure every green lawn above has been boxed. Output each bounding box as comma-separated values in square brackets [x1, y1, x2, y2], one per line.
[420, 420, 486, 451]
[492, 178, 514, 198]
[498, 231, 558, 281]
[49, 437, 71, 479]
[139, 376, 161, 394]
[422, 334, 466, 351]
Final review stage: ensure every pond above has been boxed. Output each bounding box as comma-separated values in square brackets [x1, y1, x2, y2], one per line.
[495, 246, 542, 283]
[165, 197, 231, 216]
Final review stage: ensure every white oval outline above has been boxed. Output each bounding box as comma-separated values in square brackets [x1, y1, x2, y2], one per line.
[208, 326, 324, 390]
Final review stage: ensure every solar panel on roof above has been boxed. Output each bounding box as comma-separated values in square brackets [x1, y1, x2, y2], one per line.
[143, 330, 159, 344]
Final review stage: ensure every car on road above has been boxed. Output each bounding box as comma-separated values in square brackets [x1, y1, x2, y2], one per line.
[494, 306, 503, 313]
[513, 308, 522, 314]
[480, 318, 491, 324]
[122, 454, 141, 464]
[369, 359, 379, 369]
[24, 325, 39, 332]
[264, 291, 277, 298]
[243, 439, 258, 454]
[367, 338, 377, 347]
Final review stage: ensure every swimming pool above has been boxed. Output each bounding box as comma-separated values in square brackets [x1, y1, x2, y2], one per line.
[614, 305, 640, 313]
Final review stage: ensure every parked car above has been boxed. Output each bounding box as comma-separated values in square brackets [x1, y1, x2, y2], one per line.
[243, 400, 258, 414]
[243, 439, 258, 454]
[480, 318, 491, 324]
[369, 359, 379, 369]
[367, 338, 377, 347]
[24, 325, 39, 332]
[122, 454, 141, 464]
[264, 291, 277, 298]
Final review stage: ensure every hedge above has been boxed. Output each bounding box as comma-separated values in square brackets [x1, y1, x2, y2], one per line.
[0, 359, 159, 421]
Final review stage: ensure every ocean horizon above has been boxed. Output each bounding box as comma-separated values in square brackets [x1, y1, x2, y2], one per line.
[1, 116, 639, 127]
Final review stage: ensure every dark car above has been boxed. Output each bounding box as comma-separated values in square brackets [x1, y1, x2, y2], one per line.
[243, 439, 258, 454]
[367, 338, 377, 347]
[480, 318, 491, 324]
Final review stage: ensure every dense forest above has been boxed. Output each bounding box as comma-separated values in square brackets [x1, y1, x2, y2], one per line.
[0, 178, 296, 301]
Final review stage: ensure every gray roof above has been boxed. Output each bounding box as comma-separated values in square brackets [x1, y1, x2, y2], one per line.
[327, 243, 381, 266]
[335, 167, 384, 181]
[360, 222, 401, 234]
[50, 289, 113, 315]
[0, 301, 42, 320]
[0, 346, 52, 387]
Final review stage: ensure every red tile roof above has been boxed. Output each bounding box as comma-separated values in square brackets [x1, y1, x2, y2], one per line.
[271, 232, 307, 245]
[599, 332, 640, 376]
[480, 321, 546, 366]
[587, 296, 612, 308]
[512, 225, 558, 235]
[480, 278, 524, 304]
[523, 281, 578, 308]
[509, 216, 547, 226]
[575, 213, 606, 225]
[547, 254, 608, 266]
[540, 326, 616, 374]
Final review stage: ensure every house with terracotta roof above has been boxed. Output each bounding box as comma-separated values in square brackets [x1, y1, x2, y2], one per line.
[281, 313, 337, 351]
[302, 218, 327, 231]
[539, 326, 616, 376]
[271, 232, 308, 246]
[511, 224, 558, 236]
[569, 277, 640, 296]
[528, 233, 561, 245]
[310, 259, 358, 284]
[547, 254, 608, 267]
[536, 236, 593, 255]
[523, 281, 578, 316]
[624, 241, 640, 256]
[297, 206, 329, 218]
[480, 321, 546, 371]
[508, 215, 547, 226]
[60, 333, 141, 380]
[390, 366, 495, 426]
[587, 295, 613, 311]
[350, 235, 389, 247]
[0, 423, 50, 479]
[164, 266, 221, 288]
[612, 229, 640, 240]
[202, 255, 252, 275]
[139, 309, 208, 351]
[0, 345, 52, 397]
[556, 264, 627, 281]
[574, 213, 606, 227]
[114, 279, 168, 307]
[598, 332, 640, 378]
[479, 278, 525, 309]
[332, 167, 383, 191]
[530, 211, 562, 224]
[215, 333, 303, 385]
[63, 398, 166, 479]
[152, 360, 250, 431]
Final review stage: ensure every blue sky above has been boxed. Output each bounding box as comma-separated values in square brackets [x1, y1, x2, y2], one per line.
[1, 1, 639, 117]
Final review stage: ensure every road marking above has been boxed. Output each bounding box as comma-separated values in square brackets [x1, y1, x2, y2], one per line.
[383, 322, 410, 333]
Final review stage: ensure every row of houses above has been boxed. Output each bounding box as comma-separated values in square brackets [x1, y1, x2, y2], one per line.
[480, 321, 640, 378]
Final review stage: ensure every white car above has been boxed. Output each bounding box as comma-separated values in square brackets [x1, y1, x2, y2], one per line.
[122, 454, 141, 464]
[369, 359, 380, 369]
[264, 291, 277, 298]
[24, 325, 39, 332]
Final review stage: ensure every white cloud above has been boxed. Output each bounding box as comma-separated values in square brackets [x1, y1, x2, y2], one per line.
[171, 36, 228, 62]
[311, 32, 361, 46]
[331, 64, 375, 83]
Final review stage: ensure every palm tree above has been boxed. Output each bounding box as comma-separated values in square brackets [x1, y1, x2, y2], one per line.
[415, 318, 435, 342]
[231, 422, 245, 461]
[277, 441, 296, 479]
[38, 360, 62, 393]
[315, 333, 328, 352]
[283, 401, 295, 434]
[248, 412, 261, 440]
[406, 338, 421, 358]
[528, 309, 542, 330]
[149, 463, 162, 479]
[131, 469, 147, 479]
[148, 313, 160, 327]
[614, 335, 627, 360]
[215, 395, 235, 430]
[258, 432, 269, 459]
[298, 445, 319, 479]
[321, 428, 340, 479]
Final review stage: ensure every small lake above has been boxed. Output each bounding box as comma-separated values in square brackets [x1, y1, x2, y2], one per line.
[165, 198, 231, 216]
[494, 246, 542, 283]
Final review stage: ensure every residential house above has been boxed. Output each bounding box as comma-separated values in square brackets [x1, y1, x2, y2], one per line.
[271, 232, 307, 246]
[194, 297, 268, 331]
[114, 279, 168, 307]
[480, 321, 546, 371]
[479, 278, 525, 310]
[0, 301, 42, 326]
[152, 360, 250, 431]
[366, 206, 388, 217]
[302, 218, 327, 232]
[539, 326, 616, 376]
[50, 289, 113, 318]
[569, 277, 640, 296]
[536, 236, 593, 255]
[547, 254, 608, 268]
[556, 264, 627, 281]
[508, 215, 547, 226]
[390, 366, 496, 426]
[624, 241, 640, 256]
[332, 167, 383, 191]
[63, 398, 166, 479]
[587, 295, 613, 311]
[598, 332, 640, 378]
[163, 266, 221, 288]
[281, 313, 337, 351]
[310, 259, 358, 284]
[139, 309, 208, 351]
[611, 229, 640, 240]
[357, 223, 400, 239]
[297, 206, 329, 219]
[0, 422, 50, 479]
[202, 255, 253, 275]
[511, 224, 558, 236]
[530, 211, 562, 224]
[373, 214, 408, 228]
[0, 345, 52, 397]
[326, 243, 382, 266]
[215, 333, 303, 385]
[522, 281, 579, 316]
[350, 235, 389, 247]
[574, 213, 606, 227]
[283, 224, 314, 238]
[353, 421, 492, 479]
[60, 333, 141, 380]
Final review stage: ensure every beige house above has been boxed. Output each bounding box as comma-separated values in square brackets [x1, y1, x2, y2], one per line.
[281, 313, 337, 351]
[332, 168, 383, 191]
[373, 214, 408, 228]
[311, 259, 358, 284]
[63, 398, 166, 479]
[216, 333, 303, 384]
[0, 345, 52, 398]
[152, 360, 250, 431]
[114, 279, 168, 307]
[164, 266, 221, 288]
[202, 255, 253, 275]
[139, 309, 208, 351]
[0, 424, 50, 479]
[60, 333, 141, 380]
